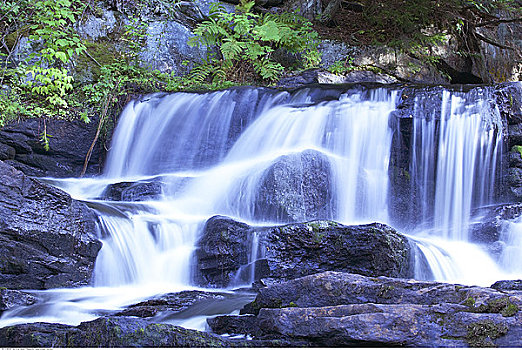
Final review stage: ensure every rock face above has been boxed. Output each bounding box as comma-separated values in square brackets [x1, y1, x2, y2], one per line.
[195, 216, 413, 288]
[0, 118, 104, 178]
[255, 149, 334, 222]
[0, 161, 102, 289]
[208, 271, 522, 347]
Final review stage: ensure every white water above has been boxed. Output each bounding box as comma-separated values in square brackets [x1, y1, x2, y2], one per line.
[1, 84, 521, 328]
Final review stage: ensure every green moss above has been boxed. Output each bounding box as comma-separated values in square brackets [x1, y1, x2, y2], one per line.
[474, 297, 519, 317]
[512, 145, 522, 158]
[75, 39, 124, 81]
[462, 297, 476, 308]
[501, 303, 518, 317]
[466, 320, 508, 347]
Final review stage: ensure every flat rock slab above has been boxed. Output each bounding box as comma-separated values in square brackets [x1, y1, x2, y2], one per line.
[207, 271, 522, 347]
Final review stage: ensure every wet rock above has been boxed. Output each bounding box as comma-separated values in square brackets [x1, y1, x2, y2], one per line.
[0, 161, 102, 289]
[101, 181, 163, 201]
[0, 289, 40, 314]
[206, 272, 522, 347]
[469, 203, 522, 243]
[195, 216, 252, 288]
[491, 280, 522, 291]
[495, 83, 522, 126]
[255, 149, 334, 222]
[0, 117, 103, 177]
[196, 216, 413, 288]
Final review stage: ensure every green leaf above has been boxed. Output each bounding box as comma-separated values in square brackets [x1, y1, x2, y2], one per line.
[55, 51, 67, 63]
[255, 20, 281, 42]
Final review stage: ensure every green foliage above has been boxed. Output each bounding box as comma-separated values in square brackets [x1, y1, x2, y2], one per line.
[328, 57, 355, 75]
[188, 0, 321, 84]
[1, 0, 87, 147]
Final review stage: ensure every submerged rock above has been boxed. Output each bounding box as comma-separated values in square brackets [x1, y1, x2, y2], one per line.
[0, 161, 102, 289]
[0, 289, 40, 315]
[255, 149, 334, 222]
[195, 216, 413, 288]
[208, 271, 522, 347]
[101, 181, 164, 201]
[469, 203, 522, 244]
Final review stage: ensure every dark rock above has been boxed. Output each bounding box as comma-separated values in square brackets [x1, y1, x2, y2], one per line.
[469, 203, 522, 243]
[205, 272, 522, 347]
[101, 181, 163, 201]
[509, 149, 522, 168]
[195, 216, 253, 288]
[196, 216, 413, 288]
[508, 124, 522, 149]
[0, 317, 232, 347]
[0, 117, 104, 177]
[72, 317, 230, 347]
[0, 161, 102, 289]
[506, 167, 522, 199]
[0, 143, 15, 161]
[208, 314, 257, 335]
[491, 280, 522, 291]
[0, 289, 40, 314]
[277, 70, 320, 89]
[0, 322, 75, 347]
[255, 149, 334, 222]
[495, 83, 522, 126]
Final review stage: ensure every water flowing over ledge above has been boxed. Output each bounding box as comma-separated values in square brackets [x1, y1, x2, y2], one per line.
[1, 83, 521, 329]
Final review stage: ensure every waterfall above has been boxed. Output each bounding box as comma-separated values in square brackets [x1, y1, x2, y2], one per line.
[410, 88, 502, 240]
[2, 83, 520, 329]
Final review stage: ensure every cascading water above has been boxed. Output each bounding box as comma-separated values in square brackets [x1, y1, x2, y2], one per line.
[1, 83, 521, 329]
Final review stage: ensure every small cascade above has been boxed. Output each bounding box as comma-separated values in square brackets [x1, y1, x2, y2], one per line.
[409, 88, 502, 240]
[499, 218, 522, 274]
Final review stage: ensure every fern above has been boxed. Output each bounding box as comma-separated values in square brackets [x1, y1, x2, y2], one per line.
[188, 0, 321, 84]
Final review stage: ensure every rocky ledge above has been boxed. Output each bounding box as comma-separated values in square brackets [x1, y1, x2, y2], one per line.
[0, 160, 102, 289]
[209, 271, 522, 347]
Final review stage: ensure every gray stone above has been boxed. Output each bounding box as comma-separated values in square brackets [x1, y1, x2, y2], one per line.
[0, 161, 102, 289]
[139, 20, 210, 75]
[77, 10, 118, 40]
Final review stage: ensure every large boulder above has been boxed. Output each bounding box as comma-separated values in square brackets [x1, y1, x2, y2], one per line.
[0, 161, 102, 289]
[195, 216, 413, 288]
[208, 271, 522, 347]
[254, 149, 334, 222]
